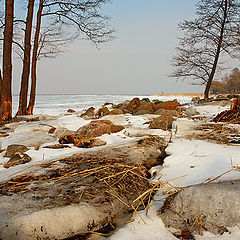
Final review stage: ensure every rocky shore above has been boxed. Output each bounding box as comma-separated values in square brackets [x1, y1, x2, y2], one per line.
[0, 96, 240, 240]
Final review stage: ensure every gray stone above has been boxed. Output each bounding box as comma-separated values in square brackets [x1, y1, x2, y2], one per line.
[134, 110, 151, 115]
[159, 180, 240, 235]
[53, 127, 75, 138]
[4, 145, 29, 158]
[4, 153, 31, 168]
[185, 106, 200, 116]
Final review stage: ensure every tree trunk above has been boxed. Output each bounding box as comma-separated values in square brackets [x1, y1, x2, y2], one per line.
[204, 0, 228, 99]
[0, 69, 2, 105]
[27, 0, 43, 115]
[0, 0, 14, 121]
[17, 0, 35, 116]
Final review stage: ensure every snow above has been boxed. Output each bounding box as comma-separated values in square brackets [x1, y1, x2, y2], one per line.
[1, 96, 240, 239]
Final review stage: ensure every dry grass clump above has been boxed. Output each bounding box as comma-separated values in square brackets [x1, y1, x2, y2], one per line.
[190, 123, 240, 144]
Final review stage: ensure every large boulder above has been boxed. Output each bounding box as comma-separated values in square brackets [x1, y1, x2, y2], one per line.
[4, 145, 29, 158]
[110, 109, 124, 115]
[80, 107, 95, 118]
[133, 102, 155, 114]
[4, 153, 31, 168]
[96, 107, 110, 117]
[76, 120, 124, 138]
[148, 114, 175, 130]
[154, 99, 181, 111]
[53, 127, 75, 138]
[126, 98, 141, 113]
[159, 181, 240, 235]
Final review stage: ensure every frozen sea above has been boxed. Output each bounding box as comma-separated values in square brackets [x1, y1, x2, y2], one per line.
[12, 94, 193, 116]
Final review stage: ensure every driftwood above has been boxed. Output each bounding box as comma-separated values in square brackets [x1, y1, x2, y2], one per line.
[0, 136, 166, 240]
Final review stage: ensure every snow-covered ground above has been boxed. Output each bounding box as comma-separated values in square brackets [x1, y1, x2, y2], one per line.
[1, 96, 240, 240]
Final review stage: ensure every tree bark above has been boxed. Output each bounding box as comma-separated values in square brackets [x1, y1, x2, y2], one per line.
[204, 0, 228, 99]
[0, 69, 2, 105]
[0, 0, 14, 121]
[27, 0, 43, 115]
[17, 0, 35, 116]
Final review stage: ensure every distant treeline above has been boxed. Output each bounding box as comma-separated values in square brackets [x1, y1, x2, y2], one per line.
[210, 68, 240, 94]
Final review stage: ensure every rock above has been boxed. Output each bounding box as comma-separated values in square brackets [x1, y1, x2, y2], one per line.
[43, 144, 71, 149]
[59, 134, 75, 144]
[152, 99, 162, 104]
[110, 109, 123, 115]
[0, 133, 9, 137]
[134, 110, 151, 115]
[141, 97, 150, 103]
[59, 134, 106, 148]
[97, 107, 110, 117]
[133, 102, 155, 114]
[102, 102, 113, 107]
[53, 127, 75, 138]
[4, 153, 31, 168]
[154, 109, 166, 115]
[48, 127, 56, 134]
[162, 110, 180, 118]
[185, 106, 200, 116]
[159, 181, 240, 235]
[175, 106, 186, 112]
[148, 115, 174, 130]
[126, 98, 141, 113]
[34, 145, 40, 151]
[191, 96, 201, 102]
[4, 145, 29, 158]
[67, 109, 75, 113]
[113, 100, 129, 111]
[80, 107, 95, 118]
[76, 120, 124, 138]
[154, 99, 181, 111]
[74, 137, 106, 148]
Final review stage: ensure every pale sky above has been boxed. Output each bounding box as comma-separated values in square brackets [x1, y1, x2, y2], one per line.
[12, 0, 208, 95]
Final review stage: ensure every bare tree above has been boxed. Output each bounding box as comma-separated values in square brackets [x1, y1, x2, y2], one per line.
[17, 0, 35, 116]
[170, 0, 240, 99]
[0, 0, 14, 121]
[16, 0, 114, 116]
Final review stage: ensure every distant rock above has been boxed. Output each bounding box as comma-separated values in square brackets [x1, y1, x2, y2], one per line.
[4, 153, 31, 168]
[154, 99, 181, 111]
[126, 98, 141, 113]
[110, 109, 123, 115]
[4, 145, 29, 158]
[80, 107, 95, 118]
[67, 109, 75, 113]
[134, 102, 155, 114]
[134, 110, 151, 115]
[97, 107, 110, 117]
[175, 106, 187, 112]
[0, 132, 9, 138]
[191, 96, 200, 103]
[185, 107, 200, 116]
